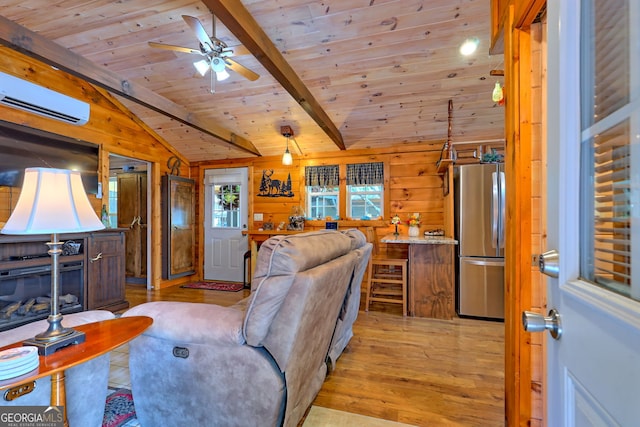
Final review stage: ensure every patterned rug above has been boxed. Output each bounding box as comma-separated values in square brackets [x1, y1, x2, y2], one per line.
[103, 388, 138, 427]
[180, 281, 244, 292]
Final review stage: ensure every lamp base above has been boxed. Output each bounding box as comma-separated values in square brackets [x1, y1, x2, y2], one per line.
[23, 329, 85, 356]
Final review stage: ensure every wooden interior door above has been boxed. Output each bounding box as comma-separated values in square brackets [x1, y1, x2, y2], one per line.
[162, 175, 195, 279]
[117, 172, 147, 280]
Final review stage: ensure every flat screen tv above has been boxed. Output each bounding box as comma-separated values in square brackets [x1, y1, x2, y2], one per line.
[0, 120, 99, 193]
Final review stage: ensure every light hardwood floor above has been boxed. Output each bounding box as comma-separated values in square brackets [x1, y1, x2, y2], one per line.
[118, 284, 505, 427]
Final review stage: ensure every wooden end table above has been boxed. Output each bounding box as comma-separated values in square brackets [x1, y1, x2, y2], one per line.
[0, 316, 152, 427]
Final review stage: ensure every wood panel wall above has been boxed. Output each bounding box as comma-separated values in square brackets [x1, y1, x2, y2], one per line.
[529, 20, 546, 427]
[0, 47, 192, 290]
[493, 1, 547, 426]
[192, 142, 455, 279]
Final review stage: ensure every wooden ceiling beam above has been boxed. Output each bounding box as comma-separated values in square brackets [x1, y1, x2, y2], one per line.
[201, 0, 346, 150]
[0, 15, 261, 156]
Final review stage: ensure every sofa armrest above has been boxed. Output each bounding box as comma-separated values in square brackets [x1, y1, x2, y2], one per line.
[123, 301, 245, 346]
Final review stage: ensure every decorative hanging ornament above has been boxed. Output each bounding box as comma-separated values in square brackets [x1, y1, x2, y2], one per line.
[492, 81, 505, 105]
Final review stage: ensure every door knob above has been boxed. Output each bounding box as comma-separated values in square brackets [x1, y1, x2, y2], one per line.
[538, 249, 559, 278]
[522, 309, 562, 340]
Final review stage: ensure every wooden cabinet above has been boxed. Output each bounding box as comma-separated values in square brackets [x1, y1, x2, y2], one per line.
[86, 230, 128, 311]
[408, 243, 455, 319]
[117, 173, 147, 279]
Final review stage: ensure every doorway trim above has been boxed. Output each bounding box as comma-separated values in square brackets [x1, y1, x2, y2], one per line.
[108, 153, 153, 290]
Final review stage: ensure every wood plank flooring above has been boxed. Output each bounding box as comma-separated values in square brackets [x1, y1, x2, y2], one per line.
[124, 284, 505, 426]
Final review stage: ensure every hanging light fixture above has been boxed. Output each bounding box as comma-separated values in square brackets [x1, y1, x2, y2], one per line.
[281, 125, 294, 165]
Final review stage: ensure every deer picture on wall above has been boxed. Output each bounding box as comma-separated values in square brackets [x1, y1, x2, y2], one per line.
[258, 170, 294, 197]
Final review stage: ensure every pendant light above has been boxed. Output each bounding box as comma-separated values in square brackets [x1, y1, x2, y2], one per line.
[281, 125, 294, 165]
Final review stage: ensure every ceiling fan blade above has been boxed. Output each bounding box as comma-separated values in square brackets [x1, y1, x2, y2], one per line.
[182, 15, 214, 49]
[225, 58, 260, 81]
[148, 42, 202, 55]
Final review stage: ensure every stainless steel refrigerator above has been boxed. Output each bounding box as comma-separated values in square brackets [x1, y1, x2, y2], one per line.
[454, 163, 505, 320]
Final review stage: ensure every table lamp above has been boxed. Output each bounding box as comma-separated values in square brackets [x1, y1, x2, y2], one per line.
[1, 168, 105, 355]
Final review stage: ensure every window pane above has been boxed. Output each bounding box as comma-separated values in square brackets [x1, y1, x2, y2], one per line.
[108, 177, 118, 228]
[580, 0, 637, 299]
[212, 184, 241, 228]
[580, 0, 629, 129]
[306, 186, 338, 219]
[348, 185, 383, 219]
[582, 121, 632, 296]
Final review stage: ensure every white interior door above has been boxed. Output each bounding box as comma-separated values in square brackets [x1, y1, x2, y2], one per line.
[204, 168, 248, 282]
[542, 1, 640, 425]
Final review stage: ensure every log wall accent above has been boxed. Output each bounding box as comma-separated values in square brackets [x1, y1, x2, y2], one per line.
[0, 47, 192, 290]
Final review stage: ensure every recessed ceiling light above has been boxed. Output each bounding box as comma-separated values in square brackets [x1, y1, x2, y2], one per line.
[460, 37, 480, 56]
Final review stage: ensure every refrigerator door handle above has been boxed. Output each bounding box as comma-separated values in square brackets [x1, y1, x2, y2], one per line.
[499, 171, 506, 249]
[491, 172, 498, 248]
[465, 259, 505, 267]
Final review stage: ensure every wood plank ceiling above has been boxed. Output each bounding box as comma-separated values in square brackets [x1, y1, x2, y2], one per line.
[0, 0, 504, 162]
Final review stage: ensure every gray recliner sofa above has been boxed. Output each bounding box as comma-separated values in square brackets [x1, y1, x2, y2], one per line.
[0, 310, 115, 427]
[123, 229, 371, 427]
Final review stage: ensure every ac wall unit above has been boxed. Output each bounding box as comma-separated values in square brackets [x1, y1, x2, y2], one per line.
[0, 72, 90, 125]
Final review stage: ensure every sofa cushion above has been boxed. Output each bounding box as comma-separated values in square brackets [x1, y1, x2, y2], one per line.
[243, 230, 353, 346]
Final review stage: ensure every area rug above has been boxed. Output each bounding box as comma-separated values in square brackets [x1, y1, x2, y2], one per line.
[103, 388, 138, 427]
[180, 281, 244, 292]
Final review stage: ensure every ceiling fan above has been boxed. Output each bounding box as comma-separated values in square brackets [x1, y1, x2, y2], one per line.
[149, 15, 259, 92]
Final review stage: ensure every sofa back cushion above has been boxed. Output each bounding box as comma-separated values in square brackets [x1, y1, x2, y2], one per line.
[243, 230, 353, 346]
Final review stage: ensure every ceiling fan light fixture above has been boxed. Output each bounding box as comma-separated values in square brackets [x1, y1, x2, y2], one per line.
[459, 37, 480, 56]
[211, 57, 226, 73]
[216, 69, 230, 81]
[193, 59, 210, 76]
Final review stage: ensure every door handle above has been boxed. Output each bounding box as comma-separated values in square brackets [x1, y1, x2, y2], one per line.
[538, 249, 559, 278]
[522, 309, 562, 340]
[465, 259, 505, 267]
[90, 252, 103, 263]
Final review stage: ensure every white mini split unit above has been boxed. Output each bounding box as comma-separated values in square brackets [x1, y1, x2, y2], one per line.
[0, 72, 90, 125]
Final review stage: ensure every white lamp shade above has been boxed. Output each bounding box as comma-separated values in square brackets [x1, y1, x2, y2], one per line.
[216, 69, 230, 81]
[193, 59, 210, 76]
[1, 168, 105, 235]
[282, 149, 293, 165]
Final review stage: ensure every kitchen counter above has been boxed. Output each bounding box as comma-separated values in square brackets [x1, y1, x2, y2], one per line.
[381, 234, 457, 245]
[381, 233, 457, 319]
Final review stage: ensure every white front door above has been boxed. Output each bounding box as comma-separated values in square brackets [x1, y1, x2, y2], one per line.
[203, 168, 248, 282]
[543, 1, 640, 425]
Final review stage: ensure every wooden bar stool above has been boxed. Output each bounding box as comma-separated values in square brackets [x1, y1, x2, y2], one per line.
[364, 227, 408, 316]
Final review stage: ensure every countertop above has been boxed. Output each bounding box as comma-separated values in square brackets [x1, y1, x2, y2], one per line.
[380, 234, 458, 245]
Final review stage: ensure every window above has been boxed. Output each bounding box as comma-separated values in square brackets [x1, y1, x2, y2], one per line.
[307, 186, 339, 219]
[580, 0, 638, 299]
[305, 165, 340, 219]
[347, 162, 384, 219]
[108, 177, 118, 228]
[212, 184, 241, 228]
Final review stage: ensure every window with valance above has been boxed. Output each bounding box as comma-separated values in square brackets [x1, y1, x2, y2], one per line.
[305, 165, 339, 219]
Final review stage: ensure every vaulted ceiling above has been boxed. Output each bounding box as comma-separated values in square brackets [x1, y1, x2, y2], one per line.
[0, 0, 504, 162]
